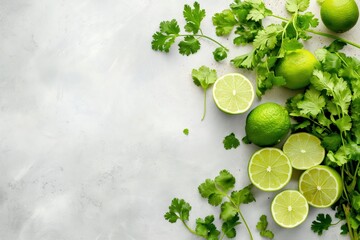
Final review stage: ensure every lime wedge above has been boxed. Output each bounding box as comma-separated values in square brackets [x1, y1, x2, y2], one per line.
[299, 165, 343, 208]
[212, 73, 254, 114]
[248, 148, 292, 191]
[283, 132, 325, 170]
[271, 190, 309, 228]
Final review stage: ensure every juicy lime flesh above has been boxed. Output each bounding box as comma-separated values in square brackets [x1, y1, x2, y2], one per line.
[245, 102, 291, 147]
[275, 49, 318, 89]
[283, 133, 325, 170]
[213, 73, 254, 114]
[299, 166, 343, 208]
[321, 0, 359, 33]
[271, 190, 309, 228]
[249, 148, 292, 191]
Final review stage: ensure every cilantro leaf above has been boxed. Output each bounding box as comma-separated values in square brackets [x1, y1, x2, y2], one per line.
[164, 198, 191, 223]
[231, 50, 259, 69]
[198, 170, 235, 206]
[220, 202, 238, 221]
[246, 1, 272, 22]
[297, 12, 319, 30]
[297, 86, 326, 117]
[212, 9, 237, 36]
[213, 47, 228, 62]
[286, 0, 310, 13]
[192, 66, 217, 120]
[253, 24, 283, 50]
[233, 21, 263, 46]
[183, 2, 206, 34]
[222, 215, 241, 238]
[256, 215, 274, 239]
[151, 19, 180, 52]
[322, 133, 342, 152]
[195, 215, 221, 239]
[178, 36, 201, 55]
[230, 184, 256, 205]
[311, 213, 332, 235]
[223, 133, 240, 150]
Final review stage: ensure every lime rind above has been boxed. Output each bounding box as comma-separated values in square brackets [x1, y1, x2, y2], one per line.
[212, 73, 255, 114]
[248, 148, 292, 191]
[299, 165, 343, 208]
[283, 132, 325, 170]
[271, 190, 309, 228]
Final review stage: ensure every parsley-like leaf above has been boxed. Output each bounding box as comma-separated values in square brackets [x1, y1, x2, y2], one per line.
[223, 133, 240, 150]
[256, 215, 274, 239]
[311, 214, 332, 235]
[183, 2, 206, 34]
[164, 198, 191, 223]
[222, 215, 241, 238]
[297, 86, 326, 117]
[179, 36, 201, 55]
[286, 0, 310, 13]
[212, 9, 237, 36]
[151, 19, 180, 52]
[192, 66, 217, 121]
[230, 184, 256, 205]
[253, 24, 283, 50]
[195, 215, 221, 239]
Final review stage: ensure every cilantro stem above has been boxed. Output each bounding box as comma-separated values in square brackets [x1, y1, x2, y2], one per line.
[201, 88, 207, 121]
[181, 220, 199, 236]
[226, 195, 254, 240]
[343, 204, 356, 240]
[306, 29, 360, 49]
[179, 34, 229, 51]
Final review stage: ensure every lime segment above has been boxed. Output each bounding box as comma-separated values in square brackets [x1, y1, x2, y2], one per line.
[212, 73, 254, 114]
[248, 148, 292, 191]
[299, 165, 343, 208]
[271, 190, 309, 228]
[283, 132, 325, 170]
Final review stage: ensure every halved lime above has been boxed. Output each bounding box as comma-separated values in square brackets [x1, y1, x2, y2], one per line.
[212, 73, 255, 114]
[248, 148, 292, 191]
[299, 165, 343, 208]
[283, 132, 325, 170]
[271, 190, 309, 228]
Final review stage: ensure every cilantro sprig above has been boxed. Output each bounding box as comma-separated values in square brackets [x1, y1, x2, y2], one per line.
[256, 215, 274, 239]
[152, 2, 228, 62]
[223, 133, 240, 150]
[165, 170, 256, 240]
[192, 66, 217, 121]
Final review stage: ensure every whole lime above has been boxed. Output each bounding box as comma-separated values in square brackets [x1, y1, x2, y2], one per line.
[321, 0, 359, 33]
[245, 102, 291, 147]
[275, 49, 318, 90]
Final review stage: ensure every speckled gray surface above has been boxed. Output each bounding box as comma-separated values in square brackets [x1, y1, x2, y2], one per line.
[0, 0, 358, 239]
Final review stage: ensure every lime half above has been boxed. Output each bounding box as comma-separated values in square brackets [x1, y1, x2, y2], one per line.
[248, 148, 292, 191]
[299, 165, 343, 208]
[271, 190, 309, 228]
[283, 132, 325, 170]
[212, 73, 255, 114]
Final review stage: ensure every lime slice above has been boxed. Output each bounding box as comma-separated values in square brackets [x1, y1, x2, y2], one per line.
[248, 148, 292, 191]
[271, 190, 309, 228]
[283, 132, 325, 170]
[212, 73, 255, 114]
[299, 165, 343, 208]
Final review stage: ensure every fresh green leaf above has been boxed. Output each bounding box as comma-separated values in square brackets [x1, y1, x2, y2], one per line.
[311, 213, 332, 235]
[215, 170, 236, 192]
[222, 215, 241, 238]
[178, 36, 201, 55]
[151, 19, 180, 52]
[230, 184, 255, 205]
[253, 24, 283, 50]
[297, 87, 326, 117]
[286, 0, 310, 13]
[195, 215, 221, 239]
[183, 2, 206, 34]
[220, 202, 238, 221]
[246, 1, 272, 22]
[256, 215, 274, 239]
[192, 66, 217, 90]
[212, 9, 237, 36]
[164, 198, 192, 223]
[213, 47, 228, 62]
[223, 133, 240, 150]
[322, 133, 342, 152]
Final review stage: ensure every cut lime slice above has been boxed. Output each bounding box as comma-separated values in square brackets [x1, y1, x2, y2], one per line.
[283, 132, 325, 170]
[271, 190, 309, 228]
[248, 148, 292, 191]
[299, 165, 343, 208]
[212, 73, 254, 114]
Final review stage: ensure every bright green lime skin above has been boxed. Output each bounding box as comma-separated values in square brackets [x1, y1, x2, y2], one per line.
[245, 102, 291, 147]
[275, 49, 318, 90]
[321, 0, 359, 33]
